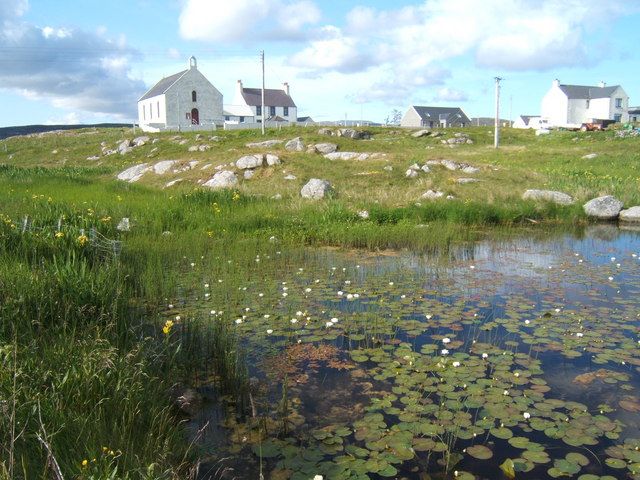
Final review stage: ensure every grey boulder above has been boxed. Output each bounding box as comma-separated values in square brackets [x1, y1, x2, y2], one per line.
[583, 195, 623, 219]
[412, 129, 431, 138]
[301, 178, 333, 199]
[236, 154, 264, 169]
[117, 163, 150, 182]
[203, 170, 238, 189]
[285, 137, 304, 151]
[265, 154, 281, 166]
[618, 206, 640, 222]
[522, 189, 574, 206]
[313, 143, 338, 154]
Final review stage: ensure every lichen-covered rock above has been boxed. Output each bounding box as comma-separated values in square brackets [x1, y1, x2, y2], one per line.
[301, 178, 333, 199]
[522, 189, 574, 205]
[245, 139, 283, 148]
[132, 136, 150, 147]
[421, 190, 445, 200]
[203, 170, 238, 189]
[285, 137, 304, 151]
[619, 206, 640, 222]
[412, 129, 431, 138]
[312, 143, 338, 154]
[583, 195, 623, 219]
[153, 160, 176, 175]
[117, 163, 150, 182]
[406, 169, 418, 178]
[236, 154, 264, 169]
[265, 154, 281, 166]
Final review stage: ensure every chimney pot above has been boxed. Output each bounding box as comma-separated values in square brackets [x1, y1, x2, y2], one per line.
[283, 82, 290, 96]
[599, 80, 606, 88]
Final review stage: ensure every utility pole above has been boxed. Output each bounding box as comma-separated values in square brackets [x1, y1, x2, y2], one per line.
[509, 94, 513, 128]
[260, 50, 265, 135]
[494, 77, 502, 149]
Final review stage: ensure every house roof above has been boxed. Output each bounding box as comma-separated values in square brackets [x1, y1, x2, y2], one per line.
[629, 107, 640, 114]
[559, 84, 620, 100]
[139, 70, 188, 101]
[297, 116, 314, 122]
[412, 106, 471, 124]
[519, 115, 540, 125]
[242, 88, 296, 107]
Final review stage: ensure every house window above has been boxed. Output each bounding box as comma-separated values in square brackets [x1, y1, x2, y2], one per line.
[240, 116, 245, 123]
[284, 106, 289, 116]
[192, 91, 197, 102]
[269, 106, 276, 116]
[614, 114, 622, 122]
[615, 98, 623, 108]
[225, 116, 230, 121]
[256, 105, 262, 116]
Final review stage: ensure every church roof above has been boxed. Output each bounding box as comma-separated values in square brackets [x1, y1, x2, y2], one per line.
[139, 70, 188, 101]
[241, 88, 296, 107]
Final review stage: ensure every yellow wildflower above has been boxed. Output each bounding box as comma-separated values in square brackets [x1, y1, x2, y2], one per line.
[232, 191, 240, 201]
[162, 319, 175, 335]
[81, 459, 88, 467]
[100, 216, 111, 223]
[77, 234, 88, 246]
[55, 231, 64, 239]
[207, 231, 214, 237]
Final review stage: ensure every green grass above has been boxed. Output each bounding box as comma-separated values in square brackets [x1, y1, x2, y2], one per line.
[0, 124, 639, 478]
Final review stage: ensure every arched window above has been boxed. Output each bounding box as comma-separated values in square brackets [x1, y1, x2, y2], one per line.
[192, 91, 197, 102]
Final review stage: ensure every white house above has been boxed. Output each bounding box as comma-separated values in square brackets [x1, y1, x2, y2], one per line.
[513, 115, 548, 130]
[223, 80, 297, 124]
[137, 57, 223, 132]
[629, 107, 640, 123]
[540, 80, 629, 128]
[401, 106, 471, 128]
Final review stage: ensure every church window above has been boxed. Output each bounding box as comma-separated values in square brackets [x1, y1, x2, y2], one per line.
[192, 90, 197, 102]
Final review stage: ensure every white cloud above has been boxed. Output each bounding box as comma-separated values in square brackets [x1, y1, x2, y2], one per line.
[433, 87, 468, 102]
[0, 0, 28, 22]
[178, 0, 320, 42]
[0, 7, 146, 119]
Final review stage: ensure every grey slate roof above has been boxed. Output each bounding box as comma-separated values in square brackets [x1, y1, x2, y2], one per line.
[559, 84, 620, 100]
[139, 70, 187, 101]
[413, 106, 470, 124]
[242, 88, 296, 107]
[629, 107, 640, 114]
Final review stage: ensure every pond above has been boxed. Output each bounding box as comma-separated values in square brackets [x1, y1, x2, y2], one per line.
[182, 225, 640, 480]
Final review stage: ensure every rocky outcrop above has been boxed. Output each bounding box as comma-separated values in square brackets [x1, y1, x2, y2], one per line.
[412, 129, 431, 138]
[310, 143, 338, 154]
[522, 189, 575, 206]
[619, 206, 640, 222]
[236, 155, 264, 169]
[285, 137, 304, 151]
[301, 178, 333, 199]
[583, 195, 623, 220]
[117, 163, 150, 182]
[245, 139, 283, 148]
[203, 170, 238, 189]
[421, 190, 445, 200]
[153, 160, 177, 175]
[265, 154, 281, 166]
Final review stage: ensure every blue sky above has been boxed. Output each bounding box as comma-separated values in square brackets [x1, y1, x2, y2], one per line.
[1, 0, 639, 126]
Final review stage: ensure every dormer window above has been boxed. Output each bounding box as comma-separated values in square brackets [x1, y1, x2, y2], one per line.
[192, 91, 197, 102]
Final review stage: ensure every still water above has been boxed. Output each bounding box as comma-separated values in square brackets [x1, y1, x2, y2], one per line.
[188, 225, 640, 480]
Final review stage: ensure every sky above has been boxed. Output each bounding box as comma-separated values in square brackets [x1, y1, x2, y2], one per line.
[0, 0, 639, 126]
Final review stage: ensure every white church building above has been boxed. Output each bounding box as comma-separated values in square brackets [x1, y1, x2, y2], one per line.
[137, 57, 223, 132]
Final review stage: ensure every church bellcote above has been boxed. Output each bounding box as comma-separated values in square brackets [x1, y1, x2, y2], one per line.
[189, 56, 197, 69]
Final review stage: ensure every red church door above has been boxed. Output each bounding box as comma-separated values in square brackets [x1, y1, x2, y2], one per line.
[191, 108, 199, 125]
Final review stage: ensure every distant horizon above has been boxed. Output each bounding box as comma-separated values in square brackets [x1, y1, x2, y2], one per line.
[1, 0, 639, 127]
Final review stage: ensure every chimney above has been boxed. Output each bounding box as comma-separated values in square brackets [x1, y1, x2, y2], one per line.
[599, 80, 606, 88]
[552, 79, 560, 88]
[237, 79, 243, 93]
[283, 82, 290, 96]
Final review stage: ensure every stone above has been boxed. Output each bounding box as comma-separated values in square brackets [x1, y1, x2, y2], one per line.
[324, 152, 385, 161]
[86, 155, 100, 161]
[421, 165, 431, 173]
[195, 134, 203, 141]
[118, 139, 133, 155]
[421, 190, 444, 200]
[245, 139, 283, 148]
[236, 154, 264, 169]
[318, 128, 334, 136]
[408, 163, 421, 171]
[339, 129, 371, 140]
[203, 170, 238, 189]
[313, 143, 338, 154]
[455, 178, 478, 184]
[582, 153, 598, 159]
[284, 174, 297, 180]
[441, 159, 460, 171]
[383, 165, 393, 171]
[406, 169, 418, 178]
[412, 129, 431, 138]
[244, 170, 255, 179]
[188, 145, 199, 152]
[117, 163, 150, 182]
[265, 154, 281, 166]
[198, 145, 211, 152]
[425, 160, 441, 166]
[357, 210, 370, 219]
[285, 137, 304, 151]
[301, 178, 333, 199]
[461, 166, 480, 174]
[178, 139, 188, 145]
[619, 206, 640, 222]
[132, 136, 150, 147]
[116, 218, 130, 231]
[583, 195, 624, 219]
[153, 160, 176, 175]
[522, 189, 574, 206]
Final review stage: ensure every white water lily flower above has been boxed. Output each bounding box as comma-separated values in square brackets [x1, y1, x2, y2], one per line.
[314, 475, 323, 480]
[576, 332, 584, 337]
[168, 304, 174, 309]
[442, 337, 451, 344]
[482, 353, 488, 359]
[354, 293, 360, 298]
[235, 319, 242, 324]
[204, 293, 210, 298]
[608, 276, 614, 281]
[282, 292, 288, 297]
[523, 412, 531, 419]
[514, 372, 520, 377]
[204, 283, 209, 288]
[337, 291, 344, 296]
[470, 265, 475, 269]
[425, 314, 433, 320]
[525, 320, 530, 325]
[503, 390, 509, 396]
[175, 315, 181, 321]
[282, 286, 288, 291]
[290, 318, 297, 324]
[305, 288, 312, 293]
[346, 294, 354, 300]
[331, 317, 339, 323]
[266, 329, 273, 334]
[441, 349, 449, 355]
[389, 282, 394, 286]
[325, 322, 333, 328]
[210, 310, 216, 315]
[296, 311, 303, 316]
[258, 293, 264, 297]
[345, 280, 351, 284]
[263, 314, 270, 318]
[452, 361, 461, 367]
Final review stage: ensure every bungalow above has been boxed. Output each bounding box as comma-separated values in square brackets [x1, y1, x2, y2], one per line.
[540, 80, 629, 128]
[224, 80, 297, 124]
[513, 115, 548, 130]
[401, 106, 471, 128]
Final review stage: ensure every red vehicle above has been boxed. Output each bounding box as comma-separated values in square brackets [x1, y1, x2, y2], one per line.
[580, 119, 616, 131]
